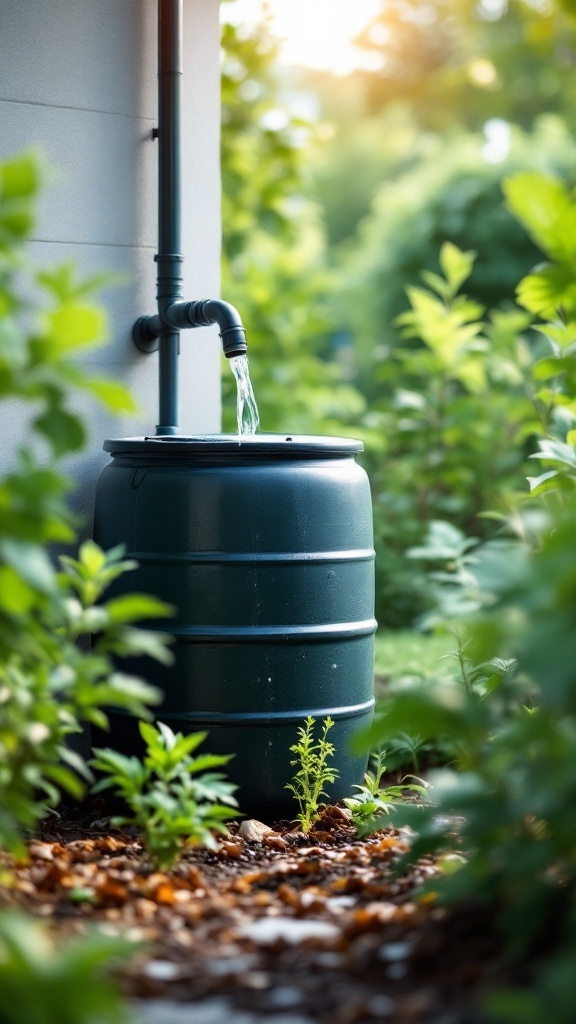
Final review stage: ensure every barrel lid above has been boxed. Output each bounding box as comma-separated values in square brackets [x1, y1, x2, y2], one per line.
[103, 433, 363, 456]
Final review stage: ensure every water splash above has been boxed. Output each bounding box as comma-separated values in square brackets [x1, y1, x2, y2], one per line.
[230, 354, 260, 435]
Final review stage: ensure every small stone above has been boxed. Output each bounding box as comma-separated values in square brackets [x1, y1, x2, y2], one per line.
[142, 960, 183, 982]
[238, 819, 277, 842]
[262, 834, 289, 850]
[28, 842, 54, 861]
[219, 840, 243, 858]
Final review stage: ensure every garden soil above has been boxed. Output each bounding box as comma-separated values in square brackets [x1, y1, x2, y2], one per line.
[0, 802, 528, 1024]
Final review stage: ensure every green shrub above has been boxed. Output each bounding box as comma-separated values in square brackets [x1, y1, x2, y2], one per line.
[362, 495, 576, 1021]
[330, 121, 576, 627]
[0, 154, 170, 853]
[359, 170, 576, 1019]
[91, 721, 239, 869]
[366, 238, 537, 627]
[0, 914, 135, 1024]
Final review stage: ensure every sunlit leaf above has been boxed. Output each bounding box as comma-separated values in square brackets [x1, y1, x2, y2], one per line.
[516, 264, 576, 318]
[0, 539, 55, 594]
[439, 242, 476, 296]
[81, 377, 137, 414]
[0, 155, 38, 200]
[504, 173, 576, 264]
[43, 303, 107, 355]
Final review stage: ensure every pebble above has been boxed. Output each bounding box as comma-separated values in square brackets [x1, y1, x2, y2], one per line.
[238, 819, 277, 842]
[141, 960, 183, 981]
[28, 842, 54, 861]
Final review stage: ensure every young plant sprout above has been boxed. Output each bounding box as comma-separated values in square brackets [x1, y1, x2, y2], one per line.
[285, 715, 339, 833]
[344, 751, 429, 838]
[90, 721, 240, 870]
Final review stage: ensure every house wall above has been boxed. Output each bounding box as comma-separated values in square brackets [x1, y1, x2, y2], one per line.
[0, 0, 222, 525]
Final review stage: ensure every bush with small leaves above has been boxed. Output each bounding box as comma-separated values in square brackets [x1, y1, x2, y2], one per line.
[0, 154, 169, 853]
[90, 721, 239, 869]
[359, 173, 576, 1021]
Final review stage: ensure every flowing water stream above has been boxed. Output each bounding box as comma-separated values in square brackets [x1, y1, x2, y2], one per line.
[230, 354, 260, 435]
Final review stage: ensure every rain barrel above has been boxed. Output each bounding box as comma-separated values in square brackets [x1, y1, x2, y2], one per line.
[93, 434, 376, 818]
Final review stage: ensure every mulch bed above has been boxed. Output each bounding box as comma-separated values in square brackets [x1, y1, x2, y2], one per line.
[0, 802, 527, 1024]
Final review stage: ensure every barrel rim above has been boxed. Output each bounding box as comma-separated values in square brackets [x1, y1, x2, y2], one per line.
[103, 433, 364, 456]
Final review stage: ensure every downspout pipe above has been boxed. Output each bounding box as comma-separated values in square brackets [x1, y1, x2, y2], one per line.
[133, 0, 247, 435]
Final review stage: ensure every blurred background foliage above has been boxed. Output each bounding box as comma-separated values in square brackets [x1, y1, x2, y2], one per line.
[220, 0, 576, 629]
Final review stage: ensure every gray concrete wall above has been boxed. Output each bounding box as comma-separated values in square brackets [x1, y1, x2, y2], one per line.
[0, 0, 222, 527]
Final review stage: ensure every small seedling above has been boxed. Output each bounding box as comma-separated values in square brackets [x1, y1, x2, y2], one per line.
[344, 750, 429, 838]
[90, 721, 240, 870]
[285, 715, 339, 832]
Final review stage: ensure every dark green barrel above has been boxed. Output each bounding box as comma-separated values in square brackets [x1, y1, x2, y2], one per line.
[93, 434, 376, 818]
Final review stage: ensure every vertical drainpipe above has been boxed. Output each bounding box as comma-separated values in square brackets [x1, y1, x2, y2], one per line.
[133, 0, 248, 428]
[156, 0, 182, 435]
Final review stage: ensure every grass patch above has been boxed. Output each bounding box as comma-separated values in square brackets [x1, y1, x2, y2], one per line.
[374, 630, 456, 682]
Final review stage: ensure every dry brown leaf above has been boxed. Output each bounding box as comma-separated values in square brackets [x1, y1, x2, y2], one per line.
[152, 882, 177, 905]
[95, 879, 129, 906]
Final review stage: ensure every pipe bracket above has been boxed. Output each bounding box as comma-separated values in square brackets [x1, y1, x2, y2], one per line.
[133, 315, 161, 353]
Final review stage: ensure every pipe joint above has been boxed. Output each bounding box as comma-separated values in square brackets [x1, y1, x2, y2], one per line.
[159, 298, 247, 357]
[184, 299, 248, 358]
[134, 299, 248, 359]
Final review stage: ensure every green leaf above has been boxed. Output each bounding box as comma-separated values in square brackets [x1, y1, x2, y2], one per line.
[504, 172, 576, 264]
[527, 470, 560, 495]
[58, 745, 94, 783]
[0, 155, 38, 200]
[0, 539, 56, 594]
[37, 264, 115, 302]
[82, 377, 138, 414]
[0, 566, 36, 613]
[103, 594, 173, 624]
[34, 405, 86, 457]
[530, 438, 576, 469]
[139, 721, 160, 749]
[105, 672, 162, 708]
[43, 763, 85, 799]
[439, 242, 476, 296]
[116, 628, 174, 664]
[533, 320, 576, 351]
[532, 356, 571, 381]
[78, 540, 107, 575]
[516, 264, 576, 318]
[43, 303, 107, 355]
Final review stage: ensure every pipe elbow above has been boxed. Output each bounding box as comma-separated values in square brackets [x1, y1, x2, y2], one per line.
[156, 297, 248, 357]
[184, 299, 248, 358]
